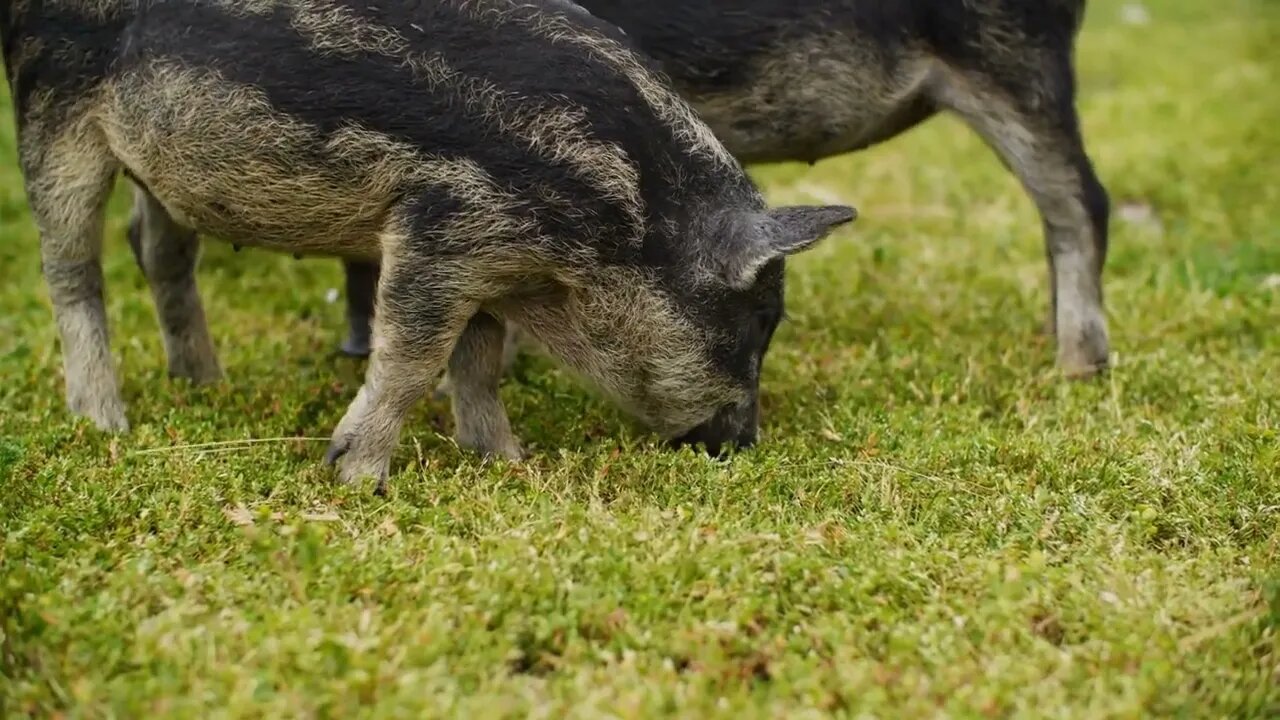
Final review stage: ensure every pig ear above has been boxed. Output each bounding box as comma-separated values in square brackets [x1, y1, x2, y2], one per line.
[719, 205, 857, 289]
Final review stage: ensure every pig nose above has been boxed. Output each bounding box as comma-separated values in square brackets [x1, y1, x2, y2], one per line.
[669, 432, 713, 456]
[669, 427, 723, 458]
[668, 399, 760, 458]
[669, 425, 755, 459]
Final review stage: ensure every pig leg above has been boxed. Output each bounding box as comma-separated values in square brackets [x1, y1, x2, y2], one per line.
[126, 184, 222, 383]
[339, 259, 378, 358]
[932, 54, 1110, 378]
[325, 252, 477, 490]
[23, 133, 127, 430]
[335, 259, 522, 410]
[434, 321, 521, 399]
[501, 325, 521, 368]
[447, 311, 523, 460]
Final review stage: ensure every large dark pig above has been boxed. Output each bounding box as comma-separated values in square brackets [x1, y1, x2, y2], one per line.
[338, 0, 1111, 378]
[1, 0, 855, 488]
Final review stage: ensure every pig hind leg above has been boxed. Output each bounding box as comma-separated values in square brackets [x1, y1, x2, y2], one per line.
[326, 242, 479, 490]
[126, 183, 222, 383]
[447, 311, 522, 461]
[23, 123, 129, 430]
[931, 50, 1110, 378]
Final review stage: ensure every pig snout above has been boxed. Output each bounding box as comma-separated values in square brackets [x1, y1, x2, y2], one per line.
[670, 399, 760, 458]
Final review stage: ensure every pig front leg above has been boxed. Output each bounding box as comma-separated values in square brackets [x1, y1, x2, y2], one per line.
[434, 322, 522, 399]
[447, 311, 523, 461]
[337, 258, 523, 404]
[325, 252, 478, 491]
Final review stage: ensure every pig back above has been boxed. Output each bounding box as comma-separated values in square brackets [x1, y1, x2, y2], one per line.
[93, 0, 754, 261]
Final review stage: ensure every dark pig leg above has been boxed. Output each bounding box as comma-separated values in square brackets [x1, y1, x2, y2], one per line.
[340, 259, 380, 358]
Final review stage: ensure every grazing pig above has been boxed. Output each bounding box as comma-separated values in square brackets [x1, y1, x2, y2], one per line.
[337, 0, 1111, 378]
[2, 0, 855, 487]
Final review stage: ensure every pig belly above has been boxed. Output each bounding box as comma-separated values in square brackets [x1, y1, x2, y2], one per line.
[97, 67, 401, 260]
[682, 47, 937, 164]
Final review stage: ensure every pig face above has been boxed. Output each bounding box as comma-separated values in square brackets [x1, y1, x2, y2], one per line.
[501, 204, 855, 455]
[669, 205, 857, 455]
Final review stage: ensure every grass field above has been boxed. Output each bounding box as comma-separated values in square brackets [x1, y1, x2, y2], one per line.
[2, 0, 1278, 716]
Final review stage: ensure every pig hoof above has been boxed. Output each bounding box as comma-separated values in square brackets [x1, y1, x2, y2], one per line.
[470, 438, 523, 462]
[70, 396, 130, 433]
[168, 357, 224, 385]
[1061, 358, 1108, 380]
[339, 335, 372, 358]
[326, 433, 390, 489]
[324, 437, 349, 465]
[1058, 323, 1110, 380]
[336, 454, 390, 489]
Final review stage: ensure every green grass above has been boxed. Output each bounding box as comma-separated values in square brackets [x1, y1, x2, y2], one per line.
[2, 0, 1278, 716]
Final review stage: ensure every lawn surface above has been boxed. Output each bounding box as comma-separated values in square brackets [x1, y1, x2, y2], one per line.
[2, 0, 1278, 716]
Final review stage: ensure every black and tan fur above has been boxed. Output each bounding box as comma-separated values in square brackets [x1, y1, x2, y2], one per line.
[339, 0, 1111, 379]
[1, 0, 855, 487]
